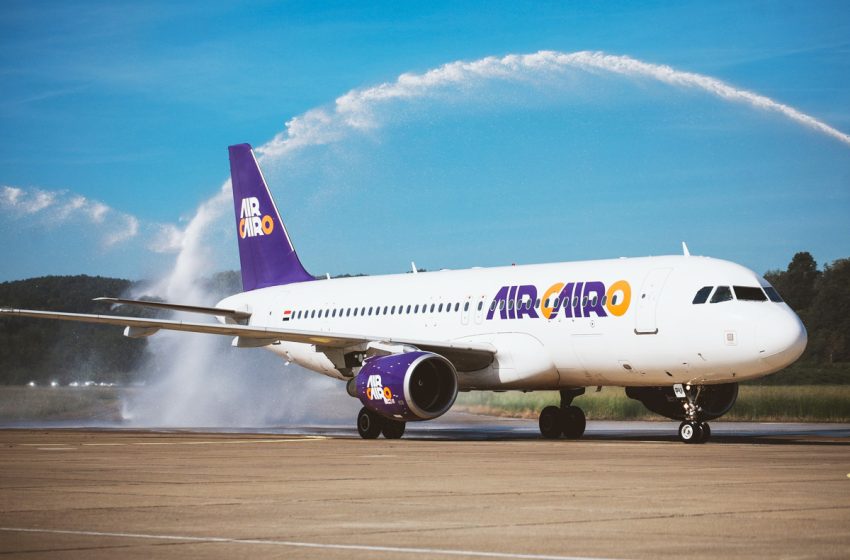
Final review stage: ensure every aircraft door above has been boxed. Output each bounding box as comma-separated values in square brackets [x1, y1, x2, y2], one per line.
[634, 268, 672, 335]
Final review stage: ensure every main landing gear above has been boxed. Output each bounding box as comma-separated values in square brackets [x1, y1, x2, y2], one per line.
[539, 388, 586, 440]
[674, 384, 711, 444]
[357, 407, 406, 440]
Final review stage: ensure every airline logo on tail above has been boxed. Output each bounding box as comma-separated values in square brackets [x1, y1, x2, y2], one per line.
[239, 197, 275, 239]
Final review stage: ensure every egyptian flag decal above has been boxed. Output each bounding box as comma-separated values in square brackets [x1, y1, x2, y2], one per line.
[282, 309, 292, 321]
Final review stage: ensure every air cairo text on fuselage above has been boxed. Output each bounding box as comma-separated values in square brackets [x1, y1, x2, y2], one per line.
[486, 280, 631, 320]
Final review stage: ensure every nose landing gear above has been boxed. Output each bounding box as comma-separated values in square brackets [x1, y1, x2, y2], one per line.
[538, 388, 586, 440]
[674, 384, 711, 444]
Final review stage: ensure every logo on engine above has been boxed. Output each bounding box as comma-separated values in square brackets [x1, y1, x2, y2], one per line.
[365, 374, 394, 405]
[239, 196, 274, 239]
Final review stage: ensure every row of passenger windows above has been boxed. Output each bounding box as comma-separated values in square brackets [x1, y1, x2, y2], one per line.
[692, 285, 783, 305]
[291, 301, 482, 320]
[289, 292, 615, 321]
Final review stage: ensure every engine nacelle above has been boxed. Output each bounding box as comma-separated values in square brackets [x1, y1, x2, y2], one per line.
[354, 351, 458, 421]
[626, 383, 739, 421]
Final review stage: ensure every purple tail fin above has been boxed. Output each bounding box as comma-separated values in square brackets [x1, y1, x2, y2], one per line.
[228, 144, 313, 291]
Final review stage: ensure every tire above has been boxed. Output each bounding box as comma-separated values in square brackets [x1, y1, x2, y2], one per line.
[382, 419, 406, 439]
[539, 406, 563, 439]
[357, 407, 383, 439]
[698, 422, 711, 443]
[678, 421, 703, 444]
[563, 406, 586, 439]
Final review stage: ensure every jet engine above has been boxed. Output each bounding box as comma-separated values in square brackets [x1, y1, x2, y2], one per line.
[352, 351, 458, 421]
[626, 383, 739, 421]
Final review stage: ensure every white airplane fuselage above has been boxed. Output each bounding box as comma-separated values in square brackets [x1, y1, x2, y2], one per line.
[219, 254, 807, 390]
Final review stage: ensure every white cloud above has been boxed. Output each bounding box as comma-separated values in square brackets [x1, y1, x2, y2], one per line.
[0, 184, 144, 248]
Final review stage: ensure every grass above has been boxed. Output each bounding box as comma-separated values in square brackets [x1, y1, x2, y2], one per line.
[1, 384, 849, 424]
[455, 385, 850, 422]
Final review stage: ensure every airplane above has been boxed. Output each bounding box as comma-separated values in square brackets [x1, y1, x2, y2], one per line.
[0, 144, 808, 443]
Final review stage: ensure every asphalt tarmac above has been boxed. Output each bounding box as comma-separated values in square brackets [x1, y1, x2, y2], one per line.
[2, 416, 849, 559]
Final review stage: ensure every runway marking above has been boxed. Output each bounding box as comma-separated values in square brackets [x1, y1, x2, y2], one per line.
[0, 527, 626, 560]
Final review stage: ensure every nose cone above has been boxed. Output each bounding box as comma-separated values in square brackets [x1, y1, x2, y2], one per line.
[758, 309, 808, 370]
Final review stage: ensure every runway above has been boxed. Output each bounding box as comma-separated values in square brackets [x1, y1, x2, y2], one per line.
[1, 417, 849, 559]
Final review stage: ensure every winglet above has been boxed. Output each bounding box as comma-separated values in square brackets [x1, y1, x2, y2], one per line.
[229, 144, 314, 290]
[682, 242, 691, 257]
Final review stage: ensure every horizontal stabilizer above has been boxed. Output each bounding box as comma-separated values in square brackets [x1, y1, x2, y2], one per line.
[94, 297, 251, 324]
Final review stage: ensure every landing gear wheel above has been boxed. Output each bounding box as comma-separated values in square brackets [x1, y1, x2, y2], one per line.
[562, 406, 586, 439]
[357, 407, 383, 439]
[698, 422, 711, 443]
[381, 419, 406, 439]
[539, 406, 563, 439]
[678, 421, 703, 444]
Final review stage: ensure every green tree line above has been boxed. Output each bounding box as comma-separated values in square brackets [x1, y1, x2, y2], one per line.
[0, 272, 242, 386]
[765, 252, 850, 366]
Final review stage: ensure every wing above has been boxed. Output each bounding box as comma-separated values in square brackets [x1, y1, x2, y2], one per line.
[0, 307, 496, 371]
[93, 297, 251, 323]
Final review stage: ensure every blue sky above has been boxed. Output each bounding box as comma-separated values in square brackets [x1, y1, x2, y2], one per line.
[1, 0, 849, 284]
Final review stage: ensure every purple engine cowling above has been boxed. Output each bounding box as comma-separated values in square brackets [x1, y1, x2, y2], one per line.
[354, 351, 458, 421]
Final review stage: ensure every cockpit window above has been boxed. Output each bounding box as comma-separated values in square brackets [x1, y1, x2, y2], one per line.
[734, 286, 767, 301]
[763, 286, 784, 303]
[710, 286, 733, 303]
[692, 286, 713, 304]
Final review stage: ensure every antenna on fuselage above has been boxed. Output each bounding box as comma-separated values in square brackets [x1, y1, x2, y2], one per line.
[682, 242, 691, 257]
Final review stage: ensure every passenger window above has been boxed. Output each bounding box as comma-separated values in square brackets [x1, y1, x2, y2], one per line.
[464, 302, 469, 312]
[368, 307, 373, 315]
[734, 286, 767, 302]
[692, 286, 713, 304]
[478, 301, 483, 311]
[346, 308, 351, 316]
[406, 305, 411, 313]
[454, 303, 460, 312]
[383, 306, 388, 314]
[353, 308, 358, 316]
[764, 287, 783, 303]
[710, 286, 733, 303]
[430, 304, 435, 312]
[438, 303, 444, 312]
[414, 304, 419, 313]
[601, 295, 607, 306]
